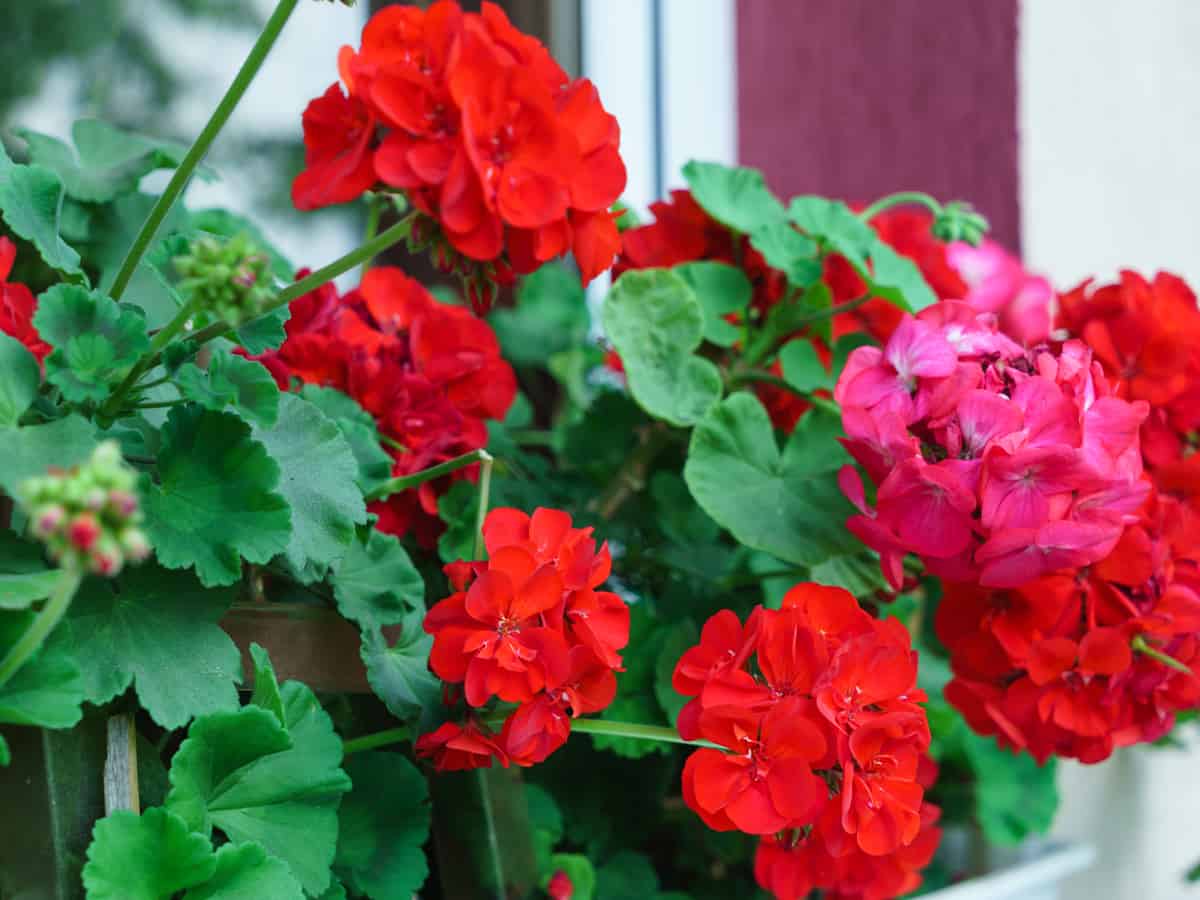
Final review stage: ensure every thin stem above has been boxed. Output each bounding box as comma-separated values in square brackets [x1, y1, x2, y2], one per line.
[725, 370, 840, 416]
[801, 293, 871, 326]
[569, 718, 722, 750]
[103, 295, 198, 417]
[858, 191, 942, 224]
[472, 451, 494, 560]
[107, 0, 301, 301]
[1132, 634, 1194, 675]
[592, 425, 672, 521]
[507, 429, 555, 447]
[0, 568, 83, 689]
[379, 434, 408, 453]
[187, 216, 415, 351]
[131, 400, 184, 410]
[342, 726, 411, 756]
[134, 374, 172, 392]
[365, 447, 489, 503]
[361, 195, 383, 276]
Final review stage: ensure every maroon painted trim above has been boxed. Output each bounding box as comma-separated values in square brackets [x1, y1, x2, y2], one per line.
[737, 0, 1020, 251]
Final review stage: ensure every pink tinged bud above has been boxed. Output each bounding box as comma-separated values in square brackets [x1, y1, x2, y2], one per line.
[83, 487, 107, 511]
[67, 513, 101, 550]
[120, 529, 151, 563]
[33, 505, 65, 539]
[107, 489, 139, 519]
[547, 870, 573, 900]
[88, 541, 124, 577]
[233, 268, 257, 288]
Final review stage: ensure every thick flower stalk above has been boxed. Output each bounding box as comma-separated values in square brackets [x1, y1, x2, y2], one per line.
[672, 584, 940, 900]
[835, 300, 1149, 589]
[17, 441, 150, 576]
[243, 265, 515, 544]
[292, 0, 627, 309]
[938, 485, 1200, 763]
[417, 507, 630, 769]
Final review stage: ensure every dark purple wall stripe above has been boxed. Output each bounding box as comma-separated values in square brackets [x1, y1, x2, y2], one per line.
[737, 0, 1021, 251]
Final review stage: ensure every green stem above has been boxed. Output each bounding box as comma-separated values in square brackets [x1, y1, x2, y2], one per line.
[567, 718, 721, 749]
[801, 293, 871, 326]
[726, 370, 841, 416]
[107, 0, 301, 301]
[361, 195, 384, 276]
[342, 726, 411, 756]
[102, 295, 199, 417]
[186, 215, 415, 351]
[507, 429, 555, 447]
[858, 191, 942, 224]
[131, 400, 184, 410]
[365, 447, 490, 503]
[472, 450, 494, 560]
[1132, 634, 1194, 675]
[592, 425, 672, 521]
[0, 568, 83, 689]
[379, 434, 408, 453]
[134, 374, 172, 392]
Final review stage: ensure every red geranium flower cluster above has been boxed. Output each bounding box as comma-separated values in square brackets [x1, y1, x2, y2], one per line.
[293, 0, 626, 307]
[1057, 270, 1200, 472]
[835, 300, 1149, 589]
[938, 485, 1200, 762]
[243, 266, 515, 545]
[416, 507, 630, 769]
[0, 237, 51, 362]
[673, 583, 940, 900]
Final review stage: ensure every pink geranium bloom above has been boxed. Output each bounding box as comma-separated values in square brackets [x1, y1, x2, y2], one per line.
[946, 239, 1053, 346]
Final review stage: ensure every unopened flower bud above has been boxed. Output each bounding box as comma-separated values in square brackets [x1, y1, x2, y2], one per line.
[68, 512, 101, 550]
[932, 200, 990, 247]
[32, 505, 65, 539]
[107, 489, 139, 518]
[83, 487, 107, 511]
[119, 528, 151, 564]
[88, 536, 124, 577]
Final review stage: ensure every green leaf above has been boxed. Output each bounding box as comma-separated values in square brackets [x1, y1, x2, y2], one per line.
[602, 269, 722, 427]
[0, 145, 84, 277]
[788, 196, 937, 311]
[183, 842, 304, 900]
[675, 261, 750, 348]
[144, 406, 291, 588]
[681, 161, 786, 234]
[235, 306, 291, 356]
[491, 263, 590, 367]
[963, 735, 1059, 845]
[547, 854, 596, 900]
[360, 623, 440, 721]
[808, 552, 888, 597]
[298, 385, 393, 494]
[166, 673, 352, 895]
[176, 348, 280, 427]
[82, 807, 217, 900]
[248, 642, 285, 729]
[251, 394, 366, 581]
[748, 222, 822, 287]
[0, 611, 85, 729]
[596, 851, 658, 900]
[332, 530, 424, 631]
[0, 570, 60, 610]
[20, 119, 198, 204]
[684, 394, 858, 567]
[0, 333, 38, 426]
[334, 751, 432, 899]
[33, 284, 149, 403]
[779, 339, 832, 393]
[48, 566, 241, 729]
[436, 479, 480, 565]
[0, 413, 97, 495]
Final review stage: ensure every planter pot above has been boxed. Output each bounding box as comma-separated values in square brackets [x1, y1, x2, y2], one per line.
[925, 841, 1095, 900]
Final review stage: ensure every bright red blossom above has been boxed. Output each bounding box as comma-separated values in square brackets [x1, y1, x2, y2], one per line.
[674, 584, 939, 899]
[0, 237, 51, 362]
[418, 507, 629, 771]
[294, 1, 626, 301]
[242, 266, 516, 545]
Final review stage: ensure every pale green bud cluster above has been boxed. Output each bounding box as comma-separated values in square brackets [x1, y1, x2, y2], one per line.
[16, 441, 151, 577]
[932, 201, 990, 247]
[175, 232, 275, 327]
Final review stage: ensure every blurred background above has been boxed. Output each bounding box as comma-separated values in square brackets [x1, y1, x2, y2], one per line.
[3, 0, 1198, 896]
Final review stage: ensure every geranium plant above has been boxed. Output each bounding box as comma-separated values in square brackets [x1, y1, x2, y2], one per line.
[1, 1, 1196, 898]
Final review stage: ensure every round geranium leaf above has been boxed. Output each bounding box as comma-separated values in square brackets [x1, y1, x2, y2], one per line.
[33, 283, 149, 403]
[82, 807, 216, 900]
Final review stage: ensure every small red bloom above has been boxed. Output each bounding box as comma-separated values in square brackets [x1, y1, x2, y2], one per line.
[0, 237, 50, 361]
[415, 720, 508, 771]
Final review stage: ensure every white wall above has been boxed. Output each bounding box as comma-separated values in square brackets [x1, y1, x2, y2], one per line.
[1021, 4, 1200, 898]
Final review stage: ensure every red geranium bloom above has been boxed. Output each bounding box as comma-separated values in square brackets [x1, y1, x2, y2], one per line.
[415, 719, 507, 771]
[0, 237, 50, 361]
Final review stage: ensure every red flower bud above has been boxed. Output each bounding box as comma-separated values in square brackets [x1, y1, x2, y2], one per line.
[547, 870, 573, 900]
[68, 513, 101, 551]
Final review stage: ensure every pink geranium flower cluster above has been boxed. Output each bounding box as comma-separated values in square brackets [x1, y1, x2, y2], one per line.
[835, 301, 1150, 590]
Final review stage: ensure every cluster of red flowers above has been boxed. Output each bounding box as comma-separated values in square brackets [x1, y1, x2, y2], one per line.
[293, 0, 626, 308]
[416, 507, 630, 769]
[244, 266, 515, 545]
[1058, 270, 1200, 474]
[0, 237, 50, 362]
[835, 300, 1149, 589]
[938, 485, 1200, 762]
[673, 583, 940, 900]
